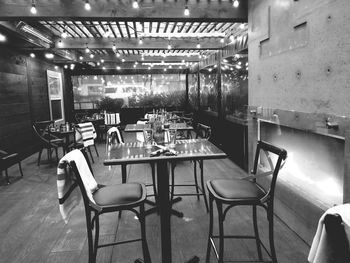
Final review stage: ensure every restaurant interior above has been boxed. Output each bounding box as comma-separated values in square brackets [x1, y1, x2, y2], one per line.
[0, 0, 349, 262]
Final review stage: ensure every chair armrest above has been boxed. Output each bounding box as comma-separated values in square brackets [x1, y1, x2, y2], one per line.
[2, 153, 18, 160]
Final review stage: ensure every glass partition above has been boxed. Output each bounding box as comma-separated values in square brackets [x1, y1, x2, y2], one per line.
[199, 70, 218, 112]
[221, 55, 248, 119]
[72, 74, 186, 110]
[188, 73, 199, 110]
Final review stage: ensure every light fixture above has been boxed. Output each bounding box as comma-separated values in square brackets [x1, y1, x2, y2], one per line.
[233, 0, 239, 8]
[116, 52, 121, 58]
[79, 56, 83, 60]
[18, 22, 52, 44]
[196, 42, 201, 49]
[97, 62, 100, 66]
[141, 56, 144, 61]
[239, 23, 245, 29]
[85, 44, 90, 53]
[102, 66, 106, 70]
[164, 68, 167, 72]
[122, 58, 125, 62]
[133, 64, 137, 68]
[0, 33, 6, 42]
[61, 29, 68, 38]
[94, 75, 98, 80]
[101, 59, 105, 63]
[112, 42, 116, 51]
[103, 28, 111, 38]
[116, 66, 121, 70]
[181, 59, 185, 63]
[133, 0, 139, 9]
[167, 42, 172, 50]
[135, 61, 138, 65]
[30, 53, 35, 58]
[57, 39, 63, 48]
[138, 38, 143, 45]
[64, 65, 68, 69]
[30, 0, 37, 14]
[90, 53, 94, 59]
[45, 53, 54, 59]
[184, 5, 190, 16]
[54, 65, 58, 70]
[148, 67, 151, 70]
[220, 38, 225, 43]
[85, 0, 91, 11]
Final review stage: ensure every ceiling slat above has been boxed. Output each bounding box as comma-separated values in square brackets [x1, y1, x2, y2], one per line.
[64, 21, 81, 38]
[125, 21, 131, 38]
[116, 22, 124, 38]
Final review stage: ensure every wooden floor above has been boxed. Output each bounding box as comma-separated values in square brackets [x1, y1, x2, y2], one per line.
[0, 136, 310, 263]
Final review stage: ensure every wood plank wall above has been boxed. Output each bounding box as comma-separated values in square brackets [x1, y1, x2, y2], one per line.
[0, 47, 65, 159]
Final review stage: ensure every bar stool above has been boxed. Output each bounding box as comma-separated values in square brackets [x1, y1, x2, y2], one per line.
[206, 140, 287, 263]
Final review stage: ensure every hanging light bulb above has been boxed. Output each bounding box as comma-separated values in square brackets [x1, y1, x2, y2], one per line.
[85, 44, 90, 53]
[57, 39, 63, 48]
[112, 43, 116, 51]
[85, 0, 91, 11]
[133, 0, 139, 9]
[101, 59, 105, 63]
[196, 42, 201, 49]
[121, 58, 125, 62]
[116, 53, 120, 58]
[79, 56, 83, 60]
[233, 0, 239, 8]
[90, 53, 94, 59]
[167, 42, 172, 50]
[141, 56, 145, 61]
[103, 28, 111, 38]
[220, 38, 225, 43]
[30, 0, 37, 14]
[61, 29, 67, 39]
[184, 5, 190, 16]
[116, 66, 121, 70]
[97, 62, 100, 66]
[30, 53, 35, 58]
[138, 38, 143, 45]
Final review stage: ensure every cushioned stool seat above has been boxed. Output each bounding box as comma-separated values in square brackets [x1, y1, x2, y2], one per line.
[93, 183, 143, 206]
[209, 179, 266, 201]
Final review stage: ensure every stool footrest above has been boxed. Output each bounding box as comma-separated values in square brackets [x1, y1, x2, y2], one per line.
[98, 238, 142, 249]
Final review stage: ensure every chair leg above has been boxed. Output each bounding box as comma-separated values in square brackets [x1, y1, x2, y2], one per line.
[206, 194, 214, 263]
[37, 148, 43, 166]
[18, 161, 24, 177]
[268, 205, 278, 263]
[94, 144, 99, 157]
[199, 160, 209, 212]
[5, 169, 10, 184]
[86, 210, 95, 263]
[87, 146, 94, 163]
[253, 205, 263, 260]
[55, 148, 59, 163]
[193, 161, 200, 200]
[170, 163, 175, 201]
[216, 201, 224, 263]
[140, 204, 151, 263]
[150, 163, 158, 202]
[94, 212, 99, 262]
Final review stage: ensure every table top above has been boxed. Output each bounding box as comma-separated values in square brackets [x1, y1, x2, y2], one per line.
[104, 139, 227, 165]
[124, 123, 193, 132]
[51, 129, 75, 135]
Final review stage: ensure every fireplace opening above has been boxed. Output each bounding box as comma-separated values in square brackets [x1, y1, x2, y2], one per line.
[259, 120, 344, 210]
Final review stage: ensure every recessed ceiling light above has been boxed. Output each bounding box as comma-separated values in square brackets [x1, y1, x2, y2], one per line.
[0, 33, 6, 42]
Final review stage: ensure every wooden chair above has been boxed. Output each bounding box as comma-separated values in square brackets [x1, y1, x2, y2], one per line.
[206, 140, 287, 263]
[0, 149, 23, 184]
[33, 121, 66, 165]
[68, 149, 151, 263]
[170, 123, 212, 212]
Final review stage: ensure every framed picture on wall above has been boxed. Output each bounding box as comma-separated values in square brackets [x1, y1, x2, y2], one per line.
[47, 70, 64, 122]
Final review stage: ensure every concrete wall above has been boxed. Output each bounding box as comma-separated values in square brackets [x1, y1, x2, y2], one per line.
[248, 0, 350, 116]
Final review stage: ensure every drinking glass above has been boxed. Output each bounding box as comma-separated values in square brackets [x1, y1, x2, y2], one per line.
[143, 129, 153, 148]
[168, 129, 177, 148]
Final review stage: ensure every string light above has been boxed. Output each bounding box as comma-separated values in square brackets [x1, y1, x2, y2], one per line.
[121, 58, 125, 62]
[112, 43, 116, 51]
[220, 38, 225, 43]
[184, 5, 190, 16]
[85, 0, 91, 11]
[0, 33, 6, 42]
[196, 42, 201, 49]
[57, 39, 63, 48]
[167, 42, 172, 50]
[239, 23, 245, 29]
[116, 66, 121, 70]
[30, 0, 37, 14]
[233, 0, 239, 8]
[79, 56, 83, 60]
[90, 53, 94, 59]
[138, 38, 143, 45]
[133, 0, 139, 9]
[85, 44, 90, 53]
[61, 29, 67, 38]
[116, 53, 121, 58]
[30, 53, 35, 58]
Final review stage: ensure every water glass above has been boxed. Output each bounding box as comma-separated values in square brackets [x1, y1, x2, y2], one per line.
[143, 129, 153, 148]
[168, 129, 177, 148]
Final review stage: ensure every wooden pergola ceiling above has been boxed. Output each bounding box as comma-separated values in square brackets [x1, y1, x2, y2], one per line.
[0, 0, 248, 70]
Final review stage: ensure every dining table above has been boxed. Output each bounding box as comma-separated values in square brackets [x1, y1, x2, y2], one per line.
[104, 138, 227, 263]
[124, 122, 193, 133]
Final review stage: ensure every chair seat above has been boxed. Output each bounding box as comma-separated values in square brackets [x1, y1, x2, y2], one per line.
[93, 183, 144, 207]
[208, 179, 266, 202]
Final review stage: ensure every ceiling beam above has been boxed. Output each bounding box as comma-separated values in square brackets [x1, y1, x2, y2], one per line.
[53, 37, 223, 50]
[54, 54, 200, 63]
[0, 0, 247, 22]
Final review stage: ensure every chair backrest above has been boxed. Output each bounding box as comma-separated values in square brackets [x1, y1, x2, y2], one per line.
[32, 122, 54, 146]
[195, 123, 212, 140]
[75, 122, 96, 147]
[251, 140, 287, 203]
[107, 127, 124, 144]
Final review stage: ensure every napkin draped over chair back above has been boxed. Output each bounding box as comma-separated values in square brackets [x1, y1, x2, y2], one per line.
[57, 149, 98, 223]
[75, 122, 96, 147]
[105, 113, 120, 125]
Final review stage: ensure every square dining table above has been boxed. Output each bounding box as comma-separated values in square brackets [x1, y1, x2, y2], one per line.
[104, 138, 227, 263]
